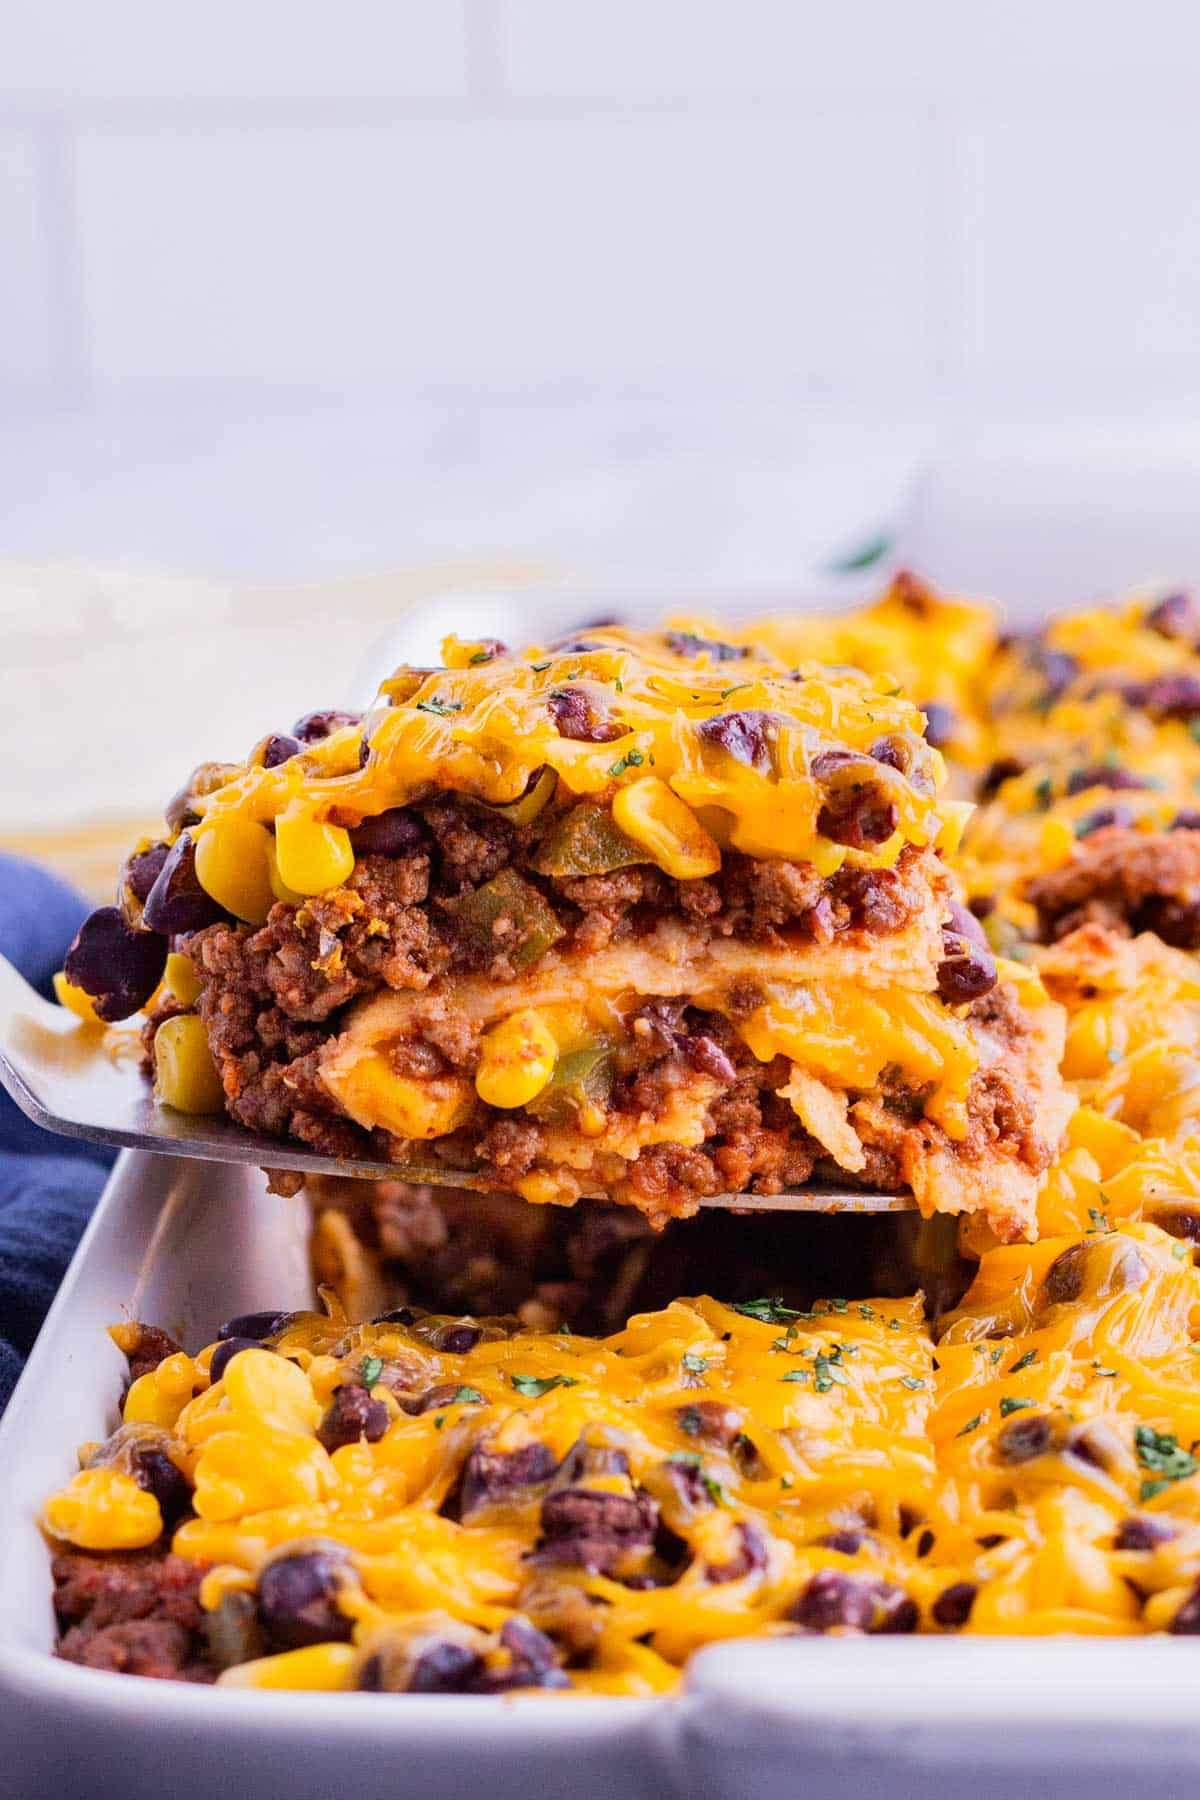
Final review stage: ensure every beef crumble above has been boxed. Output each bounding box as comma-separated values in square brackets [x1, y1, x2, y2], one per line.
[1027, 826, 1200, 946]
[53, 1545, 215, 1682]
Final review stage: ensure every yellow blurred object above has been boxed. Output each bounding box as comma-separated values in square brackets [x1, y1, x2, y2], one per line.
[194, 815, 275, 923]
[324, 1052, 475, 1140]
[43, 1467, 162, 1550]
[153, 1014, 225, 1114]
[274, 809, 355, 896]
[163, 950, 202, 1008]
[612, 776, 722, 879]
[475, 1009, 558, 1108]
[217, 1644, 358, 1691]
[52, 970, 102, 1026]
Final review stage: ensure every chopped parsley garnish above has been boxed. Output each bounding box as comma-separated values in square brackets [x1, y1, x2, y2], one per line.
[681, 1353, 709, 1375]
[780, 1474, 794, 1490]
[450, 1385, 484, 1405]
[703, 1474, 726, 1506]
[530, 659, 552, 672]
[887, 1318, 903, 1332]
[999, 1397, 1035, 1417]
[669, 1450, 701, 1468]
[556, 1323, 572, 1336]
[415, 697, 462, 717]
[1134, 1425, 1200, 1500]
[957, 1414, 983, 1437]
[857, 1303, 877, 1320]
[679, 1406, 704, 1435]
[607, 748, 645, 778]
[780, 1369, 810, 1384]
[1092, 1364, 1118, 1378]
[1087, 1207, 1110, 1232]
[469, 649, 492, 665]
[1175, 1242, 1192, 1261]
[614, 677, 623, 692]
[510, 1372, 580, 1398]
[812, 1353, 848, 1394]
[719, 683, 751, 700]
[731, 1297, 806, 1324]
[1009, 1349, 1039, 1373]
[359, 1355, 384, 1389]
[900, 1376, 926, 1391]
[1034, 775, 1054, 809]
[434, 1414, 446, 1430]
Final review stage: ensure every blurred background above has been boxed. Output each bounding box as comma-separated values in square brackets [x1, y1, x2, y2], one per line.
[6, 0, 1200, 868]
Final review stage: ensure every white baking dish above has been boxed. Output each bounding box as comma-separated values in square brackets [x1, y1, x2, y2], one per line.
[3, 1152, 1200, 1800]
[3, 575, 1198, 1798]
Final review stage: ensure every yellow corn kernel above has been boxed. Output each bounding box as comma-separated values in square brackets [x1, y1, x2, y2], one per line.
[194, 815, 275, 923]
[934, 799, 974, 858]
[222, 1346, 323, 1435]
[217, 1643, 358, 1691]
[156, 1349, 201, 1399]
[43, 1467, 162, 1550]
[326, 1051, 475, 1140]
[612, 776, 721, 879]
[124, 1367, 188, 1430]
[1063, 1006, 1126, 1081]
[475, 1008, 558, 1109]
[52, 970, 102, 1026]
[274, 808, 355, 896]
[267, 838, 305, 906]
[1038, 816, 1077, 870]
[154, 1013, 225, 1114]
[163, 950, 202, 1008]
[191, 1426, 335, 1521]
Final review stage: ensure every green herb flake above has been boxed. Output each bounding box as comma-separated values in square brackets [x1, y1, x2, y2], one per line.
[1087, 1207, 1110, 1233]
[780, 1474, 794, 1490]
[827, 1298, 849, 1314]
[780, 1369, 811, 1384]
[900, 1376, 926, 1392]
[669, 1451, 702, 1469]
[812, 1354, 849, 1394]
[434, 1414, 446, 1430]
[1134, 1424, 1200, 1500]
[530, 659, 553, 673]
[607, 748, 645, 778]
[999, 1397, 1035, 1417]
[359, 1355, 384, 1389]
[702, 1474, 726, 1506]
[887, 1318, 903, 1332]
[1092, 1364, 1118, 1379]
[957, 1414, 983, 1437]
[1175, 1243, 1192, 1261]
[469, 649, 492, 665]
[719, 683, 751, 701]
[450, 1385, 485, 1405]
[1009, 1349, 1039, 1374]
[415, 698, 463, 717]
[731, 1297, 805, 1324]
[682, 1353, 709, 1375]
[509, 1372, 581, 1398]
[857, 1304, 877, 1320]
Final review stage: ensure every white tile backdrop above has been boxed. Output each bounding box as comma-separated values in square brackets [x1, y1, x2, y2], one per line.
[5, 0, 1200, 406]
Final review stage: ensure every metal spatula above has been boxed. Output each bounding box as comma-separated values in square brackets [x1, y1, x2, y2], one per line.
[0, 954, 914, 1213]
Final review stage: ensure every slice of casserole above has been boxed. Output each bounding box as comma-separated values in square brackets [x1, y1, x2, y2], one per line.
[62, 623, 1066, 1236]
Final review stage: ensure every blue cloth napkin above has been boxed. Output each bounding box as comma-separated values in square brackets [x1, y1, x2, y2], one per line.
[0, 852, 115, 1409]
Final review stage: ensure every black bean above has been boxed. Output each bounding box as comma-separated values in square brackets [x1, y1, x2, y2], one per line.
[260, 733, 302, 768]
[398, 1381, 475, 1417]
[697, 710, 779, 772]
[1042, 1243, 1088, 1306]
[978, 756, 1025, 799]
[349, 807, 427, 858]
[1170, 810, 1200, 832]
[535, 1487, 658, 1575]
[217, 1309, 297, 1341]
[995, 1413, 1053, 1464]
[812, 750, 899, 848]
[131, 1447, 192, 1523]
[1170, 1581, 1200, 1635]
[456, 1441, 558, 1520]
[869, 732, 935, 794]
[1133, 895, 1200, 950]
[547, 686, 626, 744]
[292, 709, 362, 743]
[473, 1618, 571, 1693]
[553, 1437, 630, 1487]
[946, 900, 989, 950]
[664, 630, 749, 663]
[705, 1520, 768, 1585]
[1124, 672, 1200, 719]
[1145, 591, 1200, 641]
[919, 702, 957, 749]
[143, 833, 224, 935]
[1065, 764, 1147, 796]
[791, 1570, 917, 1634]
[317, 1383, 389, 1453]
[209, 1336, 265, 1384]
[123, 842, 170, 906]
[818, 1528, 872, 1555]
[1076, 804, 1136, 837]
[64, 906, 168, 1022]
[1115, 1516, 1177, 1551]
[258, 1551, 354, 1651]
[931, 1581, 976, 1628]
[164, 760, 239, 835]
[407, 1641, 487, 1693]
[373, 1307, 418, 1326]
[936, 931, 998, 1004]
[436, 1323, 482, 1354]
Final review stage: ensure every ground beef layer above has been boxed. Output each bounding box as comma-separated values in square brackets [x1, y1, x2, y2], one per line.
[1027, 826, 1200, 947]
[53, 1544, 214, 1681]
